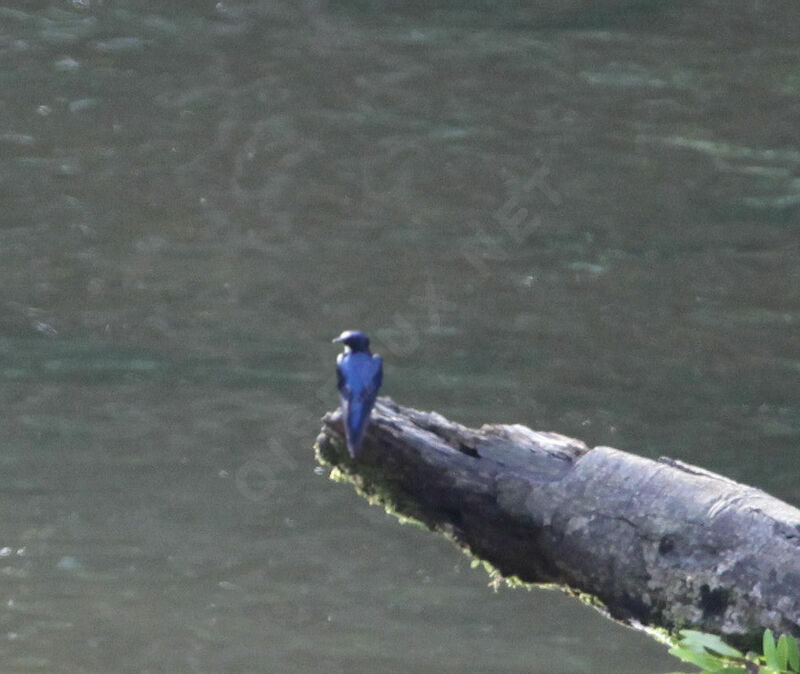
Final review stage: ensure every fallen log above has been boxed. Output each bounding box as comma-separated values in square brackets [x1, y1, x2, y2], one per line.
[314, 397, 800, 649]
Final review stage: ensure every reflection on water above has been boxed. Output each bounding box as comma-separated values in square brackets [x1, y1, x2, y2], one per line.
[0, 1, 798, 671]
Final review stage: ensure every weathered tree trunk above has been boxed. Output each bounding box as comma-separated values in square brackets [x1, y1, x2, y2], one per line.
[314, 397, 800, 649]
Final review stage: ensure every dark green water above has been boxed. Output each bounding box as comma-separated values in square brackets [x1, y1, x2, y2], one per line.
[0, 1, 798, 671]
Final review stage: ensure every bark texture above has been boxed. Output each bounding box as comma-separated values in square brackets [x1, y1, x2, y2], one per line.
[314, 397, 800, 648]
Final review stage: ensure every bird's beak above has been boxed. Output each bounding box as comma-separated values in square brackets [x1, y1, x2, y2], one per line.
[332, 335, 345, 343]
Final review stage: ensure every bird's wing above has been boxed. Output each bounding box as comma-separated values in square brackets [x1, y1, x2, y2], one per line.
[356, 355, 381, 411]
[353, 355, 381, 401]
[372, 354, 383, 392]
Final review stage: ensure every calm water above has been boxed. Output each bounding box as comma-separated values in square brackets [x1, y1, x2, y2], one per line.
[1, 1, 798, 672]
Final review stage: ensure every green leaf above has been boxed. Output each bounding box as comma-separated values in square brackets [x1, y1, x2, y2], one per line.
[786, 634, 800, 672]
[669, 645, 727, 670]
[764, 630, 778, 670]
[778, 635, 790, 670]
[679, 630, 744, 658]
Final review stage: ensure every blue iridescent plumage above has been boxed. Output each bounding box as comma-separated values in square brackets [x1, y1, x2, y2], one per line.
[332, 330, 383, 457]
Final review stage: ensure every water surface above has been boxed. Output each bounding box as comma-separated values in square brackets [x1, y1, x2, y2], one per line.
[1, 1, 798, 672]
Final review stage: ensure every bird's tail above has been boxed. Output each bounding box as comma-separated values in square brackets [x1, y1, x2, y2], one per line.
[345, 401, 369, 457]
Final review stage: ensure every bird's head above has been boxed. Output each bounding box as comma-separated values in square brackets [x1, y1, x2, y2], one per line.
[332, 330, 371, 353]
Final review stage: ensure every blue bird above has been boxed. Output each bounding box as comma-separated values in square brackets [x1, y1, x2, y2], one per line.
[332, 330, 383, 458]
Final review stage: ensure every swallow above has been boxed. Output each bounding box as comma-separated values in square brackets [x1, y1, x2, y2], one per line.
[332, 330, 383, 457]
